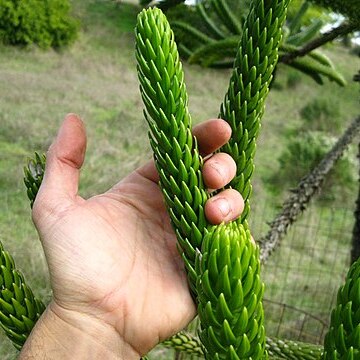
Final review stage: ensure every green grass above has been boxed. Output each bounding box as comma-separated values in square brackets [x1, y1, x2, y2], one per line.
[0, 0, 359, 358]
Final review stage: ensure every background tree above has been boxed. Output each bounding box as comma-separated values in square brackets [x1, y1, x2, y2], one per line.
[161, 0, 347, 86]
[309, 0, 360, 25]
[0, 0, 78, 48]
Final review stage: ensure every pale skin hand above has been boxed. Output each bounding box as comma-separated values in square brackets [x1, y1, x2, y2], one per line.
[19, 114, 244, 359]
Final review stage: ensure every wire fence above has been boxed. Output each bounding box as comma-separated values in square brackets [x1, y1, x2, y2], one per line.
[250, 202, 355, 344]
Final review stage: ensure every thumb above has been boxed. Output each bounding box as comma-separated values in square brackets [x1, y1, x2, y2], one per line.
[33, 114, 87, 220]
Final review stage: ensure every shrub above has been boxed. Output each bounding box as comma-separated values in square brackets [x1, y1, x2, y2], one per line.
[286, 69, 303, 88]
[268, 131, 356, 203]
[0, 0, 79, 48]
[300, 97, 341, 133]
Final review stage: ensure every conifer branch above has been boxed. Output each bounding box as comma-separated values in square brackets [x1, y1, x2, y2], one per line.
[219, 0, 291, 224]
[135, 21, 267, 358]
[323, 257, 360, 359]
[266, 337, 323, 359]
[0, 242, 45, 349]
[23, 153, 46, 208]
[280, 22, 358, 64]
[163, 331, 324, 359]
[135, 8, 208, 294]
[135, 0, 295, 355]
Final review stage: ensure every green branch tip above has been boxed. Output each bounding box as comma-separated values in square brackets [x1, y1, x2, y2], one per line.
[0, 242, 45, 349]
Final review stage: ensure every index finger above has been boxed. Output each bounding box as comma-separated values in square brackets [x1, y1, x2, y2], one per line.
[192, 119, 231, 156]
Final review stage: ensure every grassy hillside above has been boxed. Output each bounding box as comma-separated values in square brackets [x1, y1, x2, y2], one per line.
[0, 0, 359, 358]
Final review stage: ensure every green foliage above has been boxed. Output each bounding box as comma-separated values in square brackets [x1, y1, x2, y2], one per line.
[196, 224, 266, 359]
[219, 0, 291, 223]
[23, 153, 46, 209]
[163, 331, 325, 359]
[279, 44, 346, 86]
[287, 0, 311, 35]
[0, 242, 45, 349]
[300, 97, 341, 132]
[186, 38, 347, 88]
[323, 258, 360, 359]
[135, 0, 290, 356]
[309, 0, 360, 26]
[135, 10, 265, 356]
[266, 337, 323, 359]
[280, 53, 346, 86]
[210, 0, 242, 35]
[136, 7, 208, 294]
[287, 0, 329, 28]
[0, 0, 79, 48]
[162, 332, 204, 356]
[286, 19, 324, 47]
[286, 69, 303, 88]
[269, 131, 356, 203]
[166, 0, 346, 86]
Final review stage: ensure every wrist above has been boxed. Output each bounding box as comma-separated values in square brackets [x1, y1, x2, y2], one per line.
[20, 301, 140, 360]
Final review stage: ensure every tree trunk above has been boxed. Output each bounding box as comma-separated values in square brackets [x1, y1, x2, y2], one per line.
[259, 116, 360, 263]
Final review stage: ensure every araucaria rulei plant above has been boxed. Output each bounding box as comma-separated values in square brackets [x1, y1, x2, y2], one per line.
[135, 0, 289, 357]
[1, 0, 360, 359]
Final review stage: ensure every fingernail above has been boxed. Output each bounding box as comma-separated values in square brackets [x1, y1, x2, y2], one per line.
[65, 113, 81, 122]
[214, 198, 231, 217]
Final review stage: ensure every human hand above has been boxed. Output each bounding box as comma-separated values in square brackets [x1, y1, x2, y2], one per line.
[21, 113, 244, 359]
